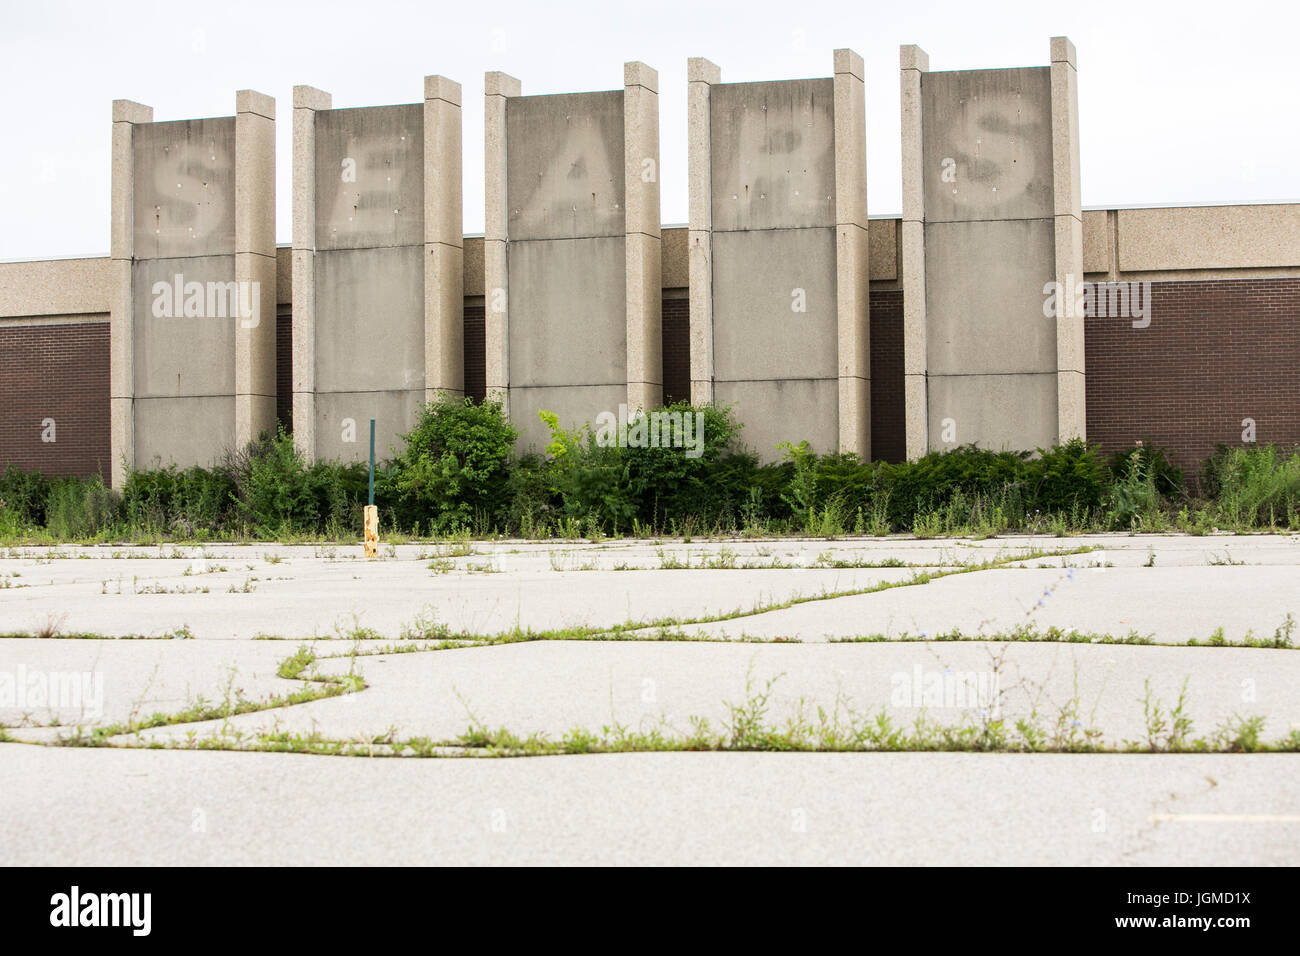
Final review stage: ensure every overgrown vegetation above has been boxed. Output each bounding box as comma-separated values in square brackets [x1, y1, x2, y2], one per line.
[2, 395, 1299, 541]
[40, 649, 1300, 757]
[19, 610, 1298, 756]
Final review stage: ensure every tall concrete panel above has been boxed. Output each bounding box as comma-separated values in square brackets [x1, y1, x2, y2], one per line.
[487, 65, 661, 452]
[689, 51, 869, 461]
[292, 78, 462, 464]
[901, 38, 1083, 456]
[110, 94, 275, 482]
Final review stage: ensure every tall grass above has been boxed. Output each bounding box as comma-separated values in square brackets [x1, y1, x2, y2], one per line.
[1207, 445, 1300, 529]
[2, 400, 1298, 541]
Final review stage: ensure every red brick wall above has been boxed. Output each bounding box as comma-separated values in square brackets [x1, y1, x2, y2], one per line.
[0, 322, 110, 478]
[662, 295, 690, 405]
[870, 289, 905, 463]
[276, 305, 292, 433]
[1085, 278, 1300, 479]
[464, 303, 485, 403]
[9, 281, 1294, 484]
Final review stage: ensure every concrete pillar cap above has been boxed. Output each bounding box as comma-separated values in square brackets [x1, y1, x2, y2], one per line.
[425, 75, 462, 106]
[112, 99, 152, 124]
[236, 89, 275, 119]
[1050, 36, 1077, 68]
[292, 85, 332, 111]
[485, 71, 521, 98]
[834, 48, 864, 79]
[624, 61, 658, 93]
[687, 57, 721, 85]
[899, 44, 930, 72]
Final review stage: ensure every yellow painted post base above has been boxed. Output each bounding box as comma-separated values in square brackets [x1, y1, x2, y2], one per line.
[363, 505, 379, 558]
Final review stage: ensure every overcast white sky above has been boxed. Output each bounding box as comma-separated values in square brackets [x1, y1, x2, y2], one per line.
[1, 0, 1295, 259]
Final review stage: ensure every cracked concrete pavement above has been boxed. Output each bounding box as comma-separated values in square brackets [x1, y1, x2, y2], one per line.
[2, 533, 1298, 865]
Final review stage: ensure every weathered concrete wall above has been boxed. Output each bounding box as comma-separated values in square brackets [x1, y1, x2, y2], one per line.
[692, 52, 868, 461]
[1114, 203, 1300, 274]
[909, 41, 1081, 455]
[504, 88, 629, 452]
[311, 103, 425, 463]
[129, 116, 239, 469]
[711, 77, 838, 458]
[293, 79, 462, 466]
[109, 94, 276, 483]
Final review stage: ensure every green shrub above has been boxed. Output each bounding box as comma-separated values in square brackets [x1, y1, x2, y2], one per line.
[1026, 439, 1106, 515]
[499, 453, 556, 536]
[228, 428, 321, 535]
[6, 416, 1295, 540]
[693, 453, 791, 529]
[1204, 444, 1300, 528]
[46, 476, 120, 539]
[777, 441, 818, 529]
[538, 411, 636, 533]
[1105, 448, 1160, 530]
[384, 395, 518, 533]
[309, 460, 369, 537]
[622, 403, 743, 527]
[536, 402, 748, 534]
[1107, 442, 1184, 499]
[810, 453, 881, 519]
[0, 465, 51, 526]
[123, 464, 237, 534]
[877, 445, 1028, 530]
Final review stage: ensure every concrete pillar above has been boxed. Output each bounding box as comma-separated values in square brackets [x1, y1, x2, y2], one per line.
[234, 90, 277, 450]
[899, 44, 928, 461]
[424, 75, 464, 402]
[900, 39, 1078, 456]
[109, 99, 152, 489]
[624, 61, 662, 412]
[686, 57, 719, 407]
[833, 48, 870, 458]
[483, 71, 520, 415]
[294, 84, 435, 464]
[291, 84, 331, 462]
[1051, 36, 1086, 441]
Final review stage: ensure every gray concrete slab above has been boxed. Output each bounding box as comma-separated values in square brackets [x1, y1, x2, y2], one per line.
[0, 545, 914, 641]
[926, 371, 1059, 453]
[132, 256, 238, 397]
[506, 91, 625, 242]
[3, 533, 1298, 865]
[124, 638, 1300, 751]
[507, 236, 627, 387]
[314, 245, 425, 393]
[2, 745, 1295, 865]
[132, 117, 236, 259]
[1, 536, 1295, 644]
[924, 218, 1057, 376]
[314, 388, 424, 464]
[921, 67, 1053, 224]
[314, 104, 423, 251]
[678, 563, 1300, 645]
[0, 637, 292, 732]
[714, 377, 840, 458]
[710, 79, 836, 232]
[132, 395, 236, 470]
[711, 227, 838, 382]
